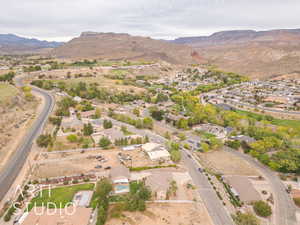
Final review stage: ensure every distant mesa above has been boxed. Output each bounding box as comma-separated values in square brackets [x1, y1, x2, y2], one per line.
[50, 31, 200, 65]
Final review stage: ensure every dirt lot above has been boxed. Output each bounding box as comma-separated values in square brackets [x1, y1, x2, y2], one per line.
[106, 203, 213, 225]
[198, 150, 260, 176]
[32, 149, 121, 179]
[0, 85, 39, 172]
[50, 135, 95, 151]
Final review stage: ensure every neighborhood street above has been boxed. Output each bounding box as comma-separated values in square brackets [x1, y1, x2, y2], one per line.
[181, 150, 234, 225]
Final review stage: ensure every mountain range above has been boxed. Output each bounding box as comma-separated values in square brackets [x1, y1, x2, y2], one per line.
[0, 34, 63, 55]
[171, 29, 300, 79]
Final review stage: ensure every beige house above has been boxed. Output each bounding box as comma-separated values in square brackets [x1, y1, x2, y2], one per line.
[61, 117, 84, 131]
[142, 143, 171, 161]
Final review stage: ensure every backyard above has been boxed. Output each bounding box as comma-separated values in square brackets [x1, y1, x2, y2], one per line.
[27, 183, 95, 211]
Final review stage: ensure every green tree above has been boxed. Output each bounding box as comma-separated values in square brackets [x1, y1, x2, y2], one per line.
[233, 212, 260, 225]
[103, 120, 113, 129]
[133, 108, 140, 117]
[170, 150, 181, 162]
[253, 201, 272, 217]
[201, 142, 210, 152]
[67, 134, 78, 143]
[143, 117, 153, 129]
[168, 142, 181, 162]
[94, 108, 102, 119]
[176, 118, 189, 130]
[83, 123, 93, 136]
[226, 140, 241, 150]
[36, 134, 52, 148]
[99, 137, 111, 148]
[150, 109, 165, 121]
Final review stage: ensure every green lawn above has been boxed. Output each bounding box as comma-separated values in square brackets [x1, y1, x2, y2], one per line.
[234, 109, 300, 129]
[27, 183, 95, 211]
[0, 84, 18, 105]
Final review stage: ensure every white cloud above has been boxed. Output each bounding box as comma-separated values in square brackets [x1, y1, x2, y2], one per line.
[0, 0, 300, 41]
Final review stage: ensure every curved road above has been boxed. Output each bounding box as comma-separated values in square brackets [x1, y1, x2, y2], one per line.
[0, 76, 54, 201]
[224, 147, 298, 225]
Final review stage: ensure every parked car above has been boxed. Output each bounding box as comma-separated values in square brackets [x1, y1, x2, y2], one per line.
[95, 165, 102, 169]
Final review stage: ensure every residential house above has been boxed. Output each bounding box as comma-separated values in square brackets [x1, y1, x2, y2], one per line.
[80, 110, 96, 119]
[61, 117, 84, 131]
[142, 143, 171, 161]
[110, 165, 130, 194]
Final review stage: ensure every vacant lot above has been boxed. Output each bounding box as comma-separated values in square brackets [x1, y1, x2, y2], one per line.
[107, 203, 213, 225]
[198, 150, 260, 176]
[33, 149, 121, 179]
[50, 135, 95, 151]
[58, 76, 146, 93]
[28, 183, 94, 211]
[0, 83, 18, 105]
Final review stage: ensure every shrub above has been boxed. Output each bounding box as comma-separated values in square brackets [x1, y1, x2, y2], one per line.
[67, 134, 78, 143]
[103, 120, 113, 129]
[233, 212, 260, 225]
[36, 134, 53, 148]
[293, 198, 300, 207]
[253, 200, 272, 217]
[3, 206, 16, 222]
[99, 137, 111, 148]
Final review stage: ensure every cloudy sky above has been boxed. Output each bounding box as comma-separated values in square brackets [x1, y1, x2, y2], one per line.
[1, 0, 300, 41]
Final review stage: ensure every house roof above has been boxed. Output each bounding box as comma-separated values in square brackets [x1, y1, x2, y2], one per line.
[110, 165, 130, 181]
[147, 149, 170, 161]
[231, 135, 256, 144]
[80, 110, 95, 118]
[61, 117, 84, 129]
[100, 127, 125, 141]
[142, 143, 161, 152]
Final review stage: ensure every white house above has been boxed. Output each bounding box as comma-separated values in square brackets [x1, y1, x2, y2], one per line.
[142, 143, 170, 161]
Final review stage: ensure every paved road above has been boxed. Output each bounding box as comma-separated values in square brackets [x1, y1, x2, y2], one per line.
[0, 76, 54, 201]
[224, 147, 298, 225]
[181, 150, 234, 225]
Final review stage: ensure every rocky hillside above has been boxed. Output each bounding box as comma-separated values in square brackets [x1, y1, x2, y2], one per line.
[172, 29, 300, 79]
[0, 34, 63, 55]
[51, 32, 198, 65]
